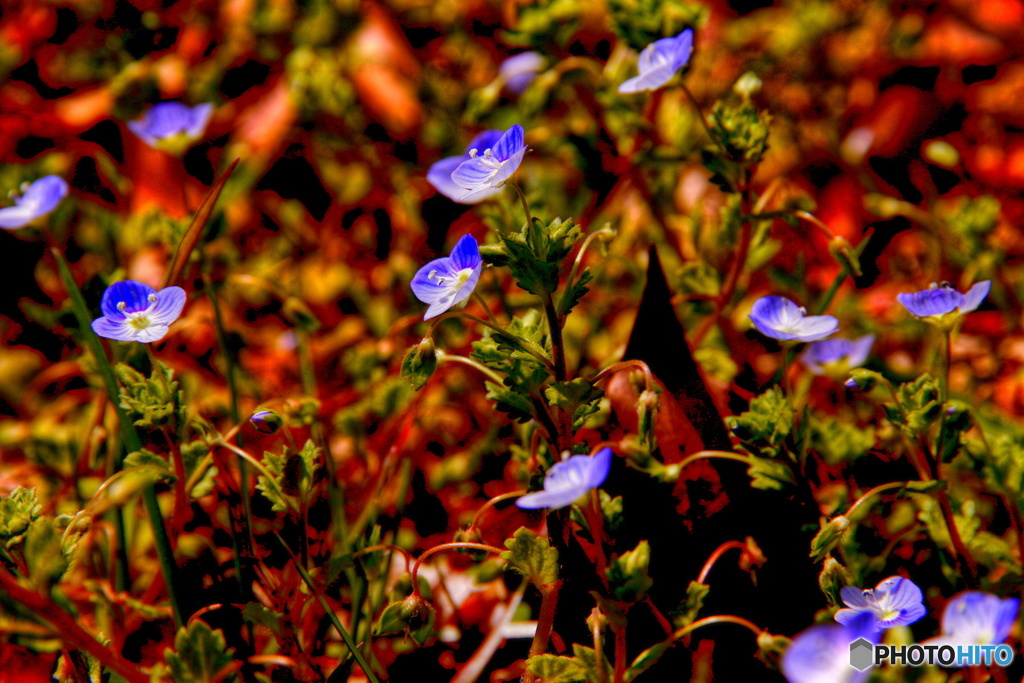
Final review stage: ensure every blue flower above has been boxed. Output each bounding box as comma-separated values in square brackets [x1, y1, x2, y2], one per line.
[450, 125, 528, 203]
[90, 280, 187, 343]
[801, 335, 875, 376]
[0, 176, 69, 230]
[499, 52, 544, 94]
[516, 448, 613, 510]
[427, 130, 504, 204]
[749, 296, 839, 343]
[834, 576, 926, 632]
[782, 612, 878, 683]
[896, 281, 990, 327]
[926, 592, 1019, 650]
[410, 234, 483, 320]
[619, 29, 694, 94]
[128, 102, 214, 152]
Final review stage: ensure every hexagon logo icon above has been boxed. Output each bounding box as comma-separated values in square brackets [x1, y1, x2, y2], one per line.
[849, 638, 874, 671]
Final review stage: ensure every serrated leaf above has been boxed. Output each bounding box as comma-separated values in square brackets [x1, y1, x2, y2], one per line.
[558, 267, 592, 317]
[746, 457, 795, 490]
[485, 382, 536, 423]
[501, 527, 559, 589]
[571, 644, 612, 683]
[163, 620, 237, 683]
[0, 487, 42, 538]
[525, 654, 586, 683]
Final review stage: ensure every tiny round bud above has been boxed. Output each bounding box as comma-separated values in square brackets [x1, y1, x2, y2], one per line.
[733, 71, 762, 99]
[250, 409, 284, 434]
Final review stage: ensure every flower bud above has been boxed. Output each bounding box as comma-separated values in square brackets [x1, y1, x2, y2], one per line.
[250, 410, 284, 434]
[845, 369, 881, 392]
[400, 338, 438, 391]
[818, 556, 853, 606]
[809, 515, 850, 562]
[828, 235, 862, 277]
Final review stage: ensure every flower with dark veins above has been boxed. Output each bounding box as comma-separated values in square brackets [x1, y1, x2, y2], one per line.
[450, 125, 528, 203]
[834, 576, 926, 632]
[896, 281, 990, 328]
[410, 234, 483, 320]
[516, 448, 613, 510]
[427, 130, 504, 204]
[749, 296, 839, 343]
[91, 280, 187, 343]
[0, 176, 69, 230]
[619, 29, 694, 94]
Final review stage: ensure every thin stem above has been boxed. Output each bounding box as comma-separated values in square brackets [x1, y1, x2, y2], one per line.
[469, 490, 528, 530]
[528, 580, 562, 659]
[592, 360, 654, 391]
[510, 180, 533, 226]
[696, 540, 748, 585]
[676, 450, 753, 474]
[410, 542, 506, 593]
[679, 84, 720, 154]
[472, 289, 501, 325]
[941, 328, 952, 403]
[436, 351, 506, 385]
[844, 481, 921, 523]
[669, 615, 764, 642]
[560, 227, 616, 316]
[271, 532, 380, 683]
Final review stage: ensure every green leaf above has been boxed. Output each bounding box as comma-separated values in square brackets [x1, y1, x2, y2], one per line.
[501, 527, 559, 589]
[163, 621, 237, 683]
[524, 655, 586, 683]
[24, 520, 68, 590]
[605, 540, 654, 603]
[810, 418, 875, 465]
[626, 641, 673, 682]
[117, 361, 184, 430]
[545, 379, 604, 432]
[0, 487, 42, 539]
[673, 581, 709, 629]
[746, 457, 795, 490]
[558, 267, 592, 318]
[572, 644, 613, 683]
[727, 387, 794, 460]
[809, 516, 851, 563]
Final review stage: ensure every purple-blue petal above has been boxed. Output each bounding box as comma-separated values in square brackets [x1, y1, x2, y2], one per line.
[100, 280, 157, 319]
[585, 448, 613, 489]
[427, 156, 469, 201]
[499, 52, 544, 95]
[880, 577, 923, 611]
[783, 613, 877, 683]
[410, 256, 463, 304]
[149, 286, 187, 325]
[618, 63, 680, 94]
[958, 280, 990, 314]
[448, 234, 482, 271]
[90, 317, 136, 342]
[466, 130, 504, 155]
[897, 288, 963, 317]
[839, 586, 871, 609]
[491, 124, 525, 162]
[129, 102, 212, 145]
[451, 157, 500, 187]
[941, 592, 1019, 643]
[0, 176, 68, 229]
[516, 486, 585, 510]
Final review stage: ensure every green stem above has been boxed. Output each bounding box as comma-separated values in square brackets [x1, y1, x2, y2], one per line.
[437, 351, 506, 385]
[451, 312, 554, 369]
[510, 180, 533, 227]
[272, 532, 381, 683]
[53, 250, 184, 629]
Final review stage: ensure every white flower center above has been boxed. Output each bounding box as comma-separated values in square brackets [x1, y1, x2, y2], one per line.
[428, 268, 474, 288]
[468, 147, 504, 171]
[128, 313, 153, 330]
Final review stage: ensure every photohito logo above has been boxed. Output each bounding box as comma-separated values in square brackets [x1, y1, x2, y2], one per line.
[849, 639, 1015, 670]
